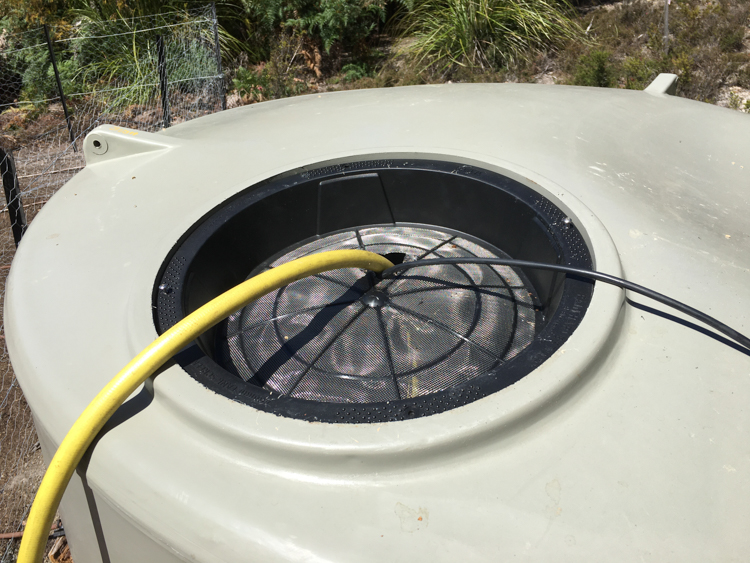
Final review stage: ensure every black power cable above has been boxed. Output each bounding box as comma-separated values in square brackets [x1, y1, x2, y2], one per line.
[381, 258, 750, 353]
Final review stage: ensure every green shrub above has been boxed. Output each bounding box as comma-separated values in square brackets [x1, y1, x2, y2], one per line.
[622, 56, 655, 90]
[719, 29, 745, 53]
[573, 50, 615, 87]
[16, 47, 56, 102]
[232, 32, 306, 101]
[341, 62, 370, 82]
[727, 90, 742, 110]
[232, 66, 268, 102]
[668, 50, 694, 92]
[243, 0, 387, 54]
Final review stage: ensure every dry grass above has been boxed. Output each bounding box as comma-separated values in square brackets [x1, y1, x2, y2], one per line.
[227, 0, 750, 108]
[555, 0, 750, 101]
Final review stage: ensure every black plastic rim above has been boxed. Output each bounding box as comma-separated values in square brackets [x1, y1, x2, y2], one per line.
[154, 159, 594, 423]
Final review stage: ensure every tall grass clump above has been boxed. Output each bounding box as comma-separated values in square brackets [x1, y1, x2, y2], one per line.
[401, 0, 584, 71]
[59, 5, 243, 112]
[66, 15, 203, 109]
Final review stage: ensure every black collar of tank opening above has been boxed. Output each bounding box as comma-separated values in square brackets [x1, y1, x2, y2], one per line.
[153, 159, 594, 423]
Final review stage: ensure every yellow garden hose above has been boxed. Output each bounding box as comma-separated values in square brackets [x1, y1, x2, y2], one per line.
[17, 249, 393, 563]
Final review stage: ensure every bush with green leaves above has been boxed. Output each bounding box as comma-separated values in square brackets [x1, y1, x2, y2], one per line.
[400, 0, 583, 71]
[573, 49, 615, 88]
[232, 31, 306, 101]
[233, 66, 268, 101]
[233, 62, 304, 100]
[16, 45, 57, 102]
[242, 0, 387, 55]
[0, 39, 83, 105]
[622, 56, 656, 90]
[341, 62, 370, 81]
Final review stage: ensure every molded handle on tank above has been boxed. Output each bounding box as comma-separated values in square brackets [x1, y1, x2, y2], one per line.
[644, 73, 678, 96]
[83, 125, 181, 165]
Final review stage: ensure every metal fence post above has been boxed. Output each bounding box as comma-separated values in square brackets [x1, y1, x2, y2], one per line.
[156, 35, 171, 128]
[0, 148, 27, 247]
[211, 2, 226, 111]
[664, 0, 670, 53]
[43, 24, 77, 152]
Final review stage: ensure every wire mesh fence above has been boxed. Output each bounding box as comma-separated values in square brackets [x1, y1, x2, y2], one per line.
[0, 6, 225, 560]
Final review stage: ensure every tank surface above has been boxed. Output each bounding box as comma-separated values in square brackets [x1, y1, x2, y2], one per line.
[6, 81, 750, 562]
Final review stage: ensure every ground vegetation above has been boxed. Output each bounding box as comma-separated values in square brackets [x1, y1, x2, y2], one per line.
[2, 0, 750, 124]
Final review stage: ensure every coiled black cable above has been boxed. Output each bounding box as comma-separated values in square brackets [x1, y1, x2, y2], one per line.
[381, 258, 750, 353]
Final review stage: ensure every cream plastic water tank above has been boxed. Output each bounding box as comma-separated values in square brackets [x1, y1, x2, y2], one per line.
[6, 80, 750, 562]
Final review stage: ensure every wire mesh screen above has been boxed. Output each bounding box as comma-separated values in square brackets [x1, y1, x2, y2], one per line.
[216, 226, 537, 404]
[0, 7, 224, 560]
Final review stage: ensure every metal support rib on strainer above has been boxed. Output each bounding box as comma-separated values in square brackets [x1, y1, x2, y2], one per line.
[215, 226, 539, 404]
